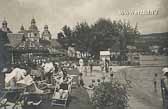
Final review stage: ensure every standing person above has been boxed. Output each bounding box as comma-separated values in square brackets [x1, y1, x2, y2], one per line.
[105, 59, 109, 73]
[161, 67, 168, 109]
[100, 59, 104, 72]
[78, 73, 84, 87]
[153, 73, 158, 92]
[79, 58, 84, 74]
[89, 58, 94, 76]
[109, 68, 114, 82]
[84, 65, 88, 76]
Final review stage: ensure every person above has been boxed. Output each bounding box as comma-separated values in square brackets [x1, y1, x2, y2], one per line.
[79, 58, 84, 74]
[58, 74, 72, 99]
[153, 73, 158, 92]
[52, 88, 61, 99]
[5, 68, 27, 88]
[78, 73, 84, 87]
[83, 79, 96, 100]
[84, 66, 88, 76]
[162, 68, 168, 91]
[97, 79, 101, 86]
[105, 59, 109, 73]
[161, 67, 168, 109]
[31, 65, 42, 81]
[109, 68, 114, 81]
[42, 62, 55, 84]
[54, 62, 59, 73]
[89, 58, 93, 75]
[100, 60, 104, 72]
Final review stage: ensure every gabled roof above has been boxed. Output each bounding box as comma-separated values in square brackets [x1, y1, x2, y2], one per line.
[6, 33, 24, 48]
[14, 39, 49, 53]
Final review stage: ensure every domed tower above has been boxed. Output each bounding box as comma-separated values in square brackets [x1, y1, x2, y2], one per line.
[29, 18, 38, 31]
[0, 19, 12, 33]
[41, 25, 52, 41]
[28, 18, 40, 42]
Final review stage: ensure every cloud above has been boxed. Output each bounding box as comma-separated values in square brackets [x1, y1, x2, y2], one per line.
[0, 0, 167, 36]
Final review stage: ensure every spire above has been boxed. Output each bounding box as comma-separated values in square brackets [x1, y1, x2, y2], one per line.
[18, 25, 25, 33]
[44, 25, 48, 30]
[29, 18, 38, 31]
[31, 18, 36, 25]
[20, 25, 25, 31]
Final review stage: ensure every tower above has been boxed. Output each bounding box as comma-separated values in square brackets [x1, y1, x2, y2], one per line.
[28, 18, 40, 42]
[29, 18, 38, 31]
[41, 25, 52, 41]
[18, 25, 25, 33]
[0, 19, 12, 33]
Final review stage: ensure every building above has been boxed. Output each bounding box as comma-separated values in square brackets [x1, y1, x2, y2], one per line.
[0, 18, 65, 66]
[26, 18, 40, 42]
[135, 32, 168, 54]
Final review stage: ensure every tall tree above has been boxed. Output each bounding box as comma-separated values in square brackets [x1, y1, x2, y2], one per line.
[57, 18, 140, 58]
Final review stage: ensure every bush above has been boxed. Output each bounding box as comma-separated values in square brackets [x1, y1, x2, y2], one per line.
[91, 81, 128, 109]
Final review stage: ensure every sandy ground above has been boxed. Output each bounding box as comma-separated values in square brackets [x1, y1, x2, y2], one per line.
[83, 66, 163, 109]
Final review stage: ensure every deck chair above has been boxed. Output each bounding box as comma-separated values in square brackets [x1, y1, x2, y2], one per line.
[51, 82, 72, 107]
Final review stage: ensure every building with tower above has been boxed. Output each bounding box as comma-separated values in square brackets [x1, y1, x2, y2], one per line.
[27, 18, 40, 42]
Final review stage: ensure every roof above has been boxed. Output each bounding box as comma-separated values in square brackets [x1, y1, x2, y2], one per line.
[6, 33, 24, 48]
[100, 51, 110, 55]
[14, 40, 49, 53]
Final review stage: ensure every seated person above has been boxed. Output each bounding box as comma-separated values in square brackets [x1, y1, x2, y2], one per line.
[52, 88, 61, 99]
[5, 68, 27, 88]
[59, 89, 68, 99]
[17, 75, 44, 94]
[52, 78, 71, 99]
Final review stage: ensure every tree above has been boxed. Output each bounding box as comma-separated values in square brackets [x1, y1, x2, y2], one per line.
[91, 81, 128, 109]
[57, 18, 140, 59]
[73, 22, 91, 51]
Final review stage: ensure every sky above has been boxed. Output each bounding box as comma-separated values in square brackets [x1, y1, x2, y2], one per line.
[0, 0, 167, 38]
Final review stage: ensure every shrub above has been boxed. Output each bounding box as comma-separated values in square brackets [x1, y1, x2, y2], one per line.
[91, 81, 128, 109]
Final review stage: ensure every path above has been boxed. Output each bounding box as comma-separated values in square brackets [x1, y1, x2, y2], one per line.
[117, 67, 163, 109]
[83, 66, 163, 109]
